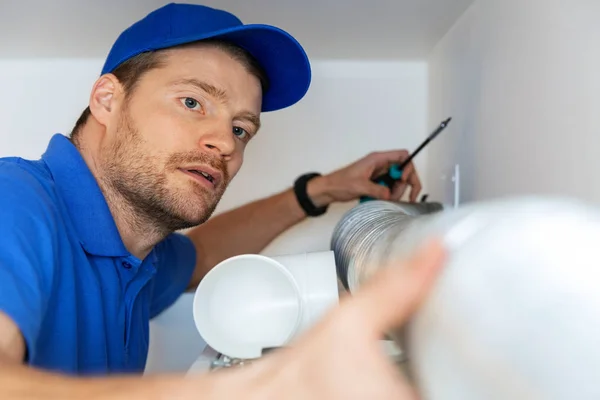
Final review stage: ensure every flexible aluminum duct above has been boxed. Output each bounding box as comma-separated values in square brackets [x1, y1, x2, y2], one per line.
[331, 196, 600, 400]
[331, 200, 443, 291]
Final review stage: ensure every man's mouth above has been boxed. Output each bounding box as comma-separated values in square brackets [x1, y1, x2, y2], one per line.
[188, 169, 215, 184]
[181, 166, 223, 189]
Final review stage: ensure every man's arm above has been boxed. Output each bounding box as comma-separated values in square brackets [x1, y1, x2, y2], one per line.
[0, 311, 190, 400]
[186, 150, 423, 289]
[0, 311, 274, 400]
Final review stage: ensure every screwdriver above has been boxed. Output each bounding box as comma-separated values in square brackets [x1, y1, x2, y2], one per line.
[360, 117, 452, 203]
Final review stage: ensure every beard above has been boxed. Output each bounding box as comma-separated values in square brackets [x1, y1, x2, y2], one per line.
[99, 108, 229, 235]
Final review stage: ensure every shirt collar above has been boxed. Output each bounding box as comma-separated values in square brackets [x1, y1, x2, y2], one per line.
[42, 134, 129, 257]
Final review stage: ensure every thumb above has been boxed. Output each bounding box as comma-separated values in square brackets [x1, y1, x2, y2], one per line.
[347, 238, 447, 336]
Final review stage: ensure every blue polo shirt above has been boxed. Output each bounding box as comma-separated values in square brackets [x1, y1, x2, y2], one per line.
[0, 134, 197, 375]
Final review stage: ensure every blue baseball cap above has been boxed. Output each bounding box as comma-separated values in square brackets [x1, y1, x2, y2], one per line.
[101, 3, 311, 112]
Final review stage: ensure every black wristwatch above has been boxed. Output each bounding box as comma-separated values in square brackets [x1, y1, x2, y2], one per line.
[293, 173, 328, 217]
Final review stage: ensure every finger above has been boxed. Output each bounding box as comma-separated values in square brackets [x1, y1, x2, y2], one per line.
[394, 162, 422, 202]
[360, 182, 392, 201]
[391, 181, 408, 201]
[371, 159, 403, 179]
[347, 238, 447, 336]
[399, 161, 415, 181]
[367, 150, 409, 177]
[406, 167, 422, 202]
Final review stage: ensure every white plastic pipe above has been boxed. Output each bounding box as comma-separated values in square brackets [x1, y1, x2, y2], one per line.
[192, 251, 339, 360]
[352, 196, 600, 400]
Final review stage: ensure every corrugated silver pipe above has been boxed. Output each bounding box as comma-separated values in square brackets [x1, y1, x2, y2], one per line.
[331, 200, 443, 292]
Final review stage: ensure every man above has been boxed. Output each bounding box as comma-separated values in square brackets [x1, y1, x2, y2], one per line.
[0, 3, 445, 398]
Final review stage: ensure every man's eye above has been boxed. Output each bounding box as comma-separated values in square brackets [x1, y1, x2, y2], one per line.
[182, 97, 201, 110]
[233, 126, 249, 139]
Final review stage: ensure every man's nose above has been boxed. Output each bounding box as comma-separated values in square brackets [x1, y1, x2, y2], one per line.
[197, 123, 236, 158]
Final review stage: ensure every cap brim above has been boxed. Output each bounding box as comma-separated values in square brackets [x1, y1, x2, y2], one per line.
[149, 24, 311, 112]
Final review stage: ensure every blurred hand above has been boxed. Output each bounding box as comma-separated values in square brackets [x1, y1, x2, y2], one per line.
[205, 239, 446, 400]
[307, 150, 423, 207]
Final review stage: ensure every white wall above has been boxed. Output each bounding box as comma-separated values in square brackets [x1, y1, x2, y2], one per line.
[426, 0, 600, 205]
[0, 59, 429, 372]
[426, 1, 481, 204]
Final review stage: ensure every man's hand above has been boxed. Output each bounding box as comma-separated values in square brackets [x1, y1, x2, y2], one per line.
[307, 150, 423, 207]
[222, 239, 446, 399]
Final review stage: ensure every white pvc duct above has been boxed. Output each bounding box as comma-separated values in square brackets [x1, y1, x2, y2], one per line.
[331, 196, 600, 400]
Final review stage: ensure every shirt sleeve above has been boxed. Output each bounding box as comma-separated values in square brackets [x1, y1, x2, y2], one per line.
[0, 161, 57, 361]
[150, 232, 197, 318]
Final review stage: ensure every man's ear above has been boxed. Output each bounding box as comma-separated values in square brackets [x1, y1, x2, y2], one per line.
[88, 74, 124, 127]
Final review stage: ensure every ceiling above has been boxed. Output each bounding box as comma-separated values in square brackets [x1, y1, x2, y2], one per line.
[0, 0, 474, 60]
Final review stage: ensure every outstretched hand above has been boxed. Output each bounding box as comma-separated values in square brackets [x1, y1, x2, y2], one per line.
[202, 239, 446, 400]
[308, 150, 423, 207]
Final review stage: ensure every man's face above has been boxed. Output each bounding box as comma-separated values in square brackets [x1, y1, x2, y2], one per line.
[99, 44, 263, 232]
